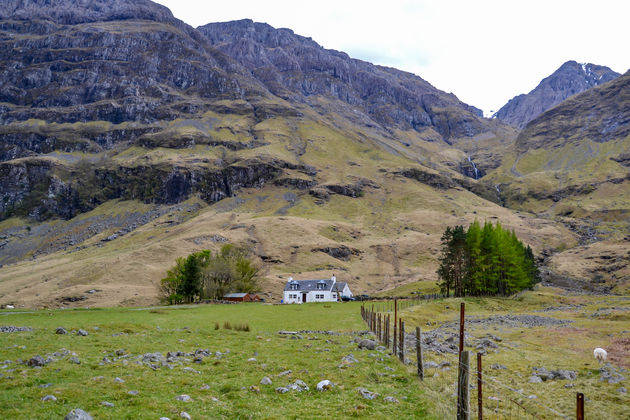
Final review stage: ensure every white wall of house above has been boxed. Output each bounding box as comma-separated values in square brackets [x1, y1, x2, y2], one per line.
[283, 289, 336, 303]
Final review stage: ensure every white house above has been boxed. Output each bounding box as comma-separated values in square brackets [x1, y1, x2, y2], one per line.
[282, 275, 353, 303]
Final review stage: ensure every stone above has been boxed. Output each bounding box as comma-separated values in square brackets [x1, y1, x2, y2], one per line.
[114, 377, 125, 383]
[64, 409, 93, 420]
[618, 387, 627, 393]
[56, 327, 68, 335]
[423, 361, 438, 369]
[176, 395, 191, 402]
[316, 380, 333, 391]
[528, 375, 543, 383]
[200, 384, 210, 390]
[528, 395, 537, 399]
[384, 396, 400, 403]
[490, 364, 507, 370]
[275, 387, 289, 394]
[77, 329, 89, 336]
[160, 418, 170, 420]
[260, 376, 272, 385]
[180, 412, 191, 419]
[288, 379, 309, 392]
[183, 367, 200, 374]
[358, 339, 377, 350]
[356, 387, 378, 400]
[564, 383, 575, 388]
[68, 357, 80, 364]
[101, 401, 114, 407]
[277, 370, 292, 376]
[39, 383, 53, 388]
[41, 395, 57, 402]
[27, 356, 47, 367]
[553, 369, 577, 380]
[247, 357, 257, 362]
[128, 390, 139, 395]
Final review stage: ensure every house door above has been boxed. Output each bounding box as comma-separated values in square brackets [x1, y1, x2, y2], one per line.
[302, 293, 307, 303]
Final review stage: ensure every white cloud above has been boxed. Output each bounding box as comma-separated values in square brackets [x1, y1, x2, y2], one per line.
[155, 0, 629, 114]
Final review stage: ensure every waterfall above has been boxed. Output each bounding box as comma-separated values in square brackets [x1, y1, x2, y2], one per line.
[467, 155, 479, 180]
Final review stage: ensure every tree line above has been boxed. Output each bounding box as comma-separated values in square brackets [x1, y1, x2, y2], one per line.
[160, 244, 260, 304]
[437, 221, 540, 297]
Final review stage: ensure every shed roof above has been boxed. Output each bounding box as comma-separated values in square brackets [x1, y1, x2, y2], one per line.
[224, 293, 248, 298]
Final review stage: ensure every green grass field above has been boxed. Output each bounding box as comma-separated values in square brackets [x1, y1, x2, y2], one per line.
[1, 290, 628, 419]
[0, 302, 428, 419]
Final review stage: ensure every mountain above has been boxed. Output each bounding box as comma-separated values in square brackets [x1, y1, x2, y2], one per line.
[197, 19, 485, 141]
[0, 0, 613, 308]
[487, 72, 630, 292]
[493, 61, 620, 129]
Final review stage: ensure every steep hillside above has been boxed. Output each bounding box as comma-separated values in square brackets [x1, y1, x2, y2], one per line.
[0, 0, 614, 307]
[494, 61, 620, 129]
[488, 72, 630, 292]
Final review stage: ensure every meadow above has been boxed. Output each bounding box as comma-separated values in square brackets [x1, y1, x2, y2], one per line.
[1, 288, 629, 419]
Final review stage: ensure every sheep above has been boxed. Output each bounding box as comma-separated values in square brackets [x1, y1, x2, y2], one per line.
[594, 347, 607, 364]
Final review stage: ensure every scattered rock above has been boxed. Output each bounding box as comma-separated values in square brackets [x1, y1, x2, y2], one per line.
[41, 395, 57, 402]
[423, 361, 438, 369]
[101, 401, 114, 407]
[114, 377, 125, 383]
[490, 364, 507, 370]
[275, 387, 289, 394]
[527, 395, 537, 399]
[248, 357, 257, 362]
[64, 409, 93, 420]
[27, 355, 47, 367]
[176, 395, 191, 402]
[200, 384, 210, 390]
[529, 375, 543, 383]
[288, 379, 309, 392]
[618, 387, 627, 393]
[68, 357, 80, 364]
[180, 412, 191, 419]
[39, 383, 53, 388]
[317, 380, 333, 391]
[77, 329, 89, 336]
[183, 367, 200, 374]
[277, 370, 292, 376]
[564, 383, 575, 388]
[55, 327, 68, 335]
[260, 376, 272, 385]
[356, 387, 378, 400]
[384, 396, 400, 403]
[0, 326, 32, 332]
[358, 339, 377, 350]
[128, 390, 139, 395]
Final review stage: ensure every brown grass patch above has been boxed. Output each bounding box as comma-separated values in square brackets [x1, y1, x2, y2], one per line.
[607, 337, 630, 368]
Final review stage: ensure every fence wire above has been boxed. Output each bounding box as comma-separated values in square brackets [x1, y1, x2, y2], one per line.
[361, 303, 573, 420]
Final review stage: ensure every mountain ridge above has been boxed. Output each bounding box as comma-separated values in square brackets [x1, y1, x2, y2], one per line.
[493, 60, 620, 129]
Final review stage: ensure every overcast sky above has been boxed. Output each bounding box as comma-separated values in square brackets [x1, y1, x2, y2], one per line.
[156, 0, 629, 116]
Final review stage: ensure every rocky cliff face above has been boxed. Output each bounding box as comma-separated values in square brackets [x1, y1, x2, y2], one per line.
[0, 1, 510, 221]
[197, 19, 486, 142]
[494, 61, 620, 129]
[516, 71, 630, 152]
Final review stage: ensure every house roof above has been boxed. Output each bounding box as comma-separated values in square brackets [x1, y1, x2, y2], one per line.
[224, 293, 248, 298]
[283, 279, 336, 292]
[333, 282, 348, 292]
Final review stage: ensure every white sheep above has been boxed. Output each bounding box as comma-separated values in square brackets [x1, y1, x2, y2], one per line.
[594, 347, 607, 364]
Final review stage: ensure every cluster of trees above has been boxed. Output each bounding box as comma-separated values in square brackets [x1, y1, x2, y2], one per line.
[160, 244, 260, 304]
[437, 221, 540, 297]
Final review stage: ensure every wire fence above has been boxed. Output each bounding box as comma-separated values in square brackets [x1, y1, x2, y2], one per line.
[361, 301, 578, 420]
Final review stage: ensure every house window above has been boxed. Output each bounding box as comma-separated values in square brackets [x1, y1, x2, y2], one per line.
[315, 294, 324, 299]
[291, 284, 298, 290]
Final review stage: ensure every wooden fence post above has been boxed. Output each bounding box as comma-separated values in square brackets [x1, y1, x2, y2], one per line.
[457, 350, 470, 420]
[399, 319, 404, 362]
[393, 298, 397, 352]
[459, 302, 465, 360]
[477, 352, 482, 420]
[577, 393, 584, 420]
[416, 326, 424, 380]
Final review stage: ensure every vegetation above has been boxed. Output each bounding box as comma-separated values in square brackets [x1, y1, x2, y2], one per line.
[436, 221, 540, 296]
[160, 244, 260, 304]
[0, 302, 428, 419]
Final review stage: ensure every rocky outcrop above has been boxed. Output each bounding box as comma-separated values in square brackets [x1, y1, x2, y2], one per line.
[198, 19, 490, 142]
[494, 61, 620, 128]
[0, 157, 285, 220]
[515, 71, 630, 152]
